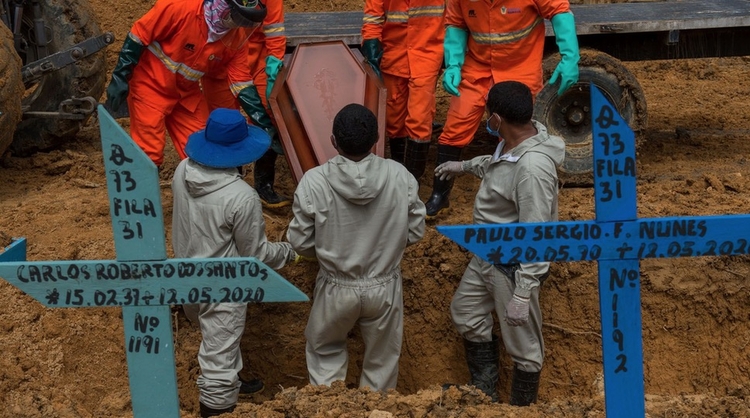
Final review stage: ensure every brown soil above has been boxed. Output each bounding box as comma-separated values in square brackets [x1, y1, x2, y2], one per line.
[1, 0, 750, 417]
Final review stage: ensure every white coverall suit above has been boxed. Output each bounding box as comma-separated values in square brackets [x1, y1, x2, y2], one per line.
[451, 121, 565, 372]
[287, 153, 426, 390]
[172, 159, 296, 410]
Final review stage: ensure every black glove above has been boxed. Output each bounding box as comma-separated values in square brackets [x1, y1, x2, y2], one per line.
[361, 38, 383, 79]
[238, 85, 277, 137]
[105, 34, 145, 113]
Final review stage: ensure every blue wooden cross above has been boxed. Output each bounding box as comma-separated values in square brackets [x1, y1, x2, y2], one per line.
[0, 106, 309, 418]
[437, 86, 750, 417]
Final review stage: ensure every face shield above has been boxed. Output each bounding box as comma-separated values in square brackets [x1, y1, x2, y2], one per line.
[225, 0, 267, 28]
[216, 0, 266, 49]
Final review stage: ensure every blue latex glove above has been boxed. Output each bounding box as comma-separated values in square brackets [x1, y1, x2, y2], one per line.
[442, 67, 462, 97]
[504, 293, 530, 327]
[549, 12, 580, 96]
[265, 55, 283, 101]
[442, 26, 468, 96]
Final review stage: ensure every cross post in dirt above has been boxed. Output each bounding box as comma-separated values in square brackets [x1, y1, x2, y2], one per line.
[437, 85, 750, 417]
[0, 107, 309, 418]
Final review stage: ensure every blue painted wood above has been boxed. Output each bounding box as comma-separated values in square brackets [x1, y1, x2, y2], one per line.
[592, 86, 637, 223]
[0, 107, 310, 418]
[0, 257, 309, 307]
[100, 105, 178, 417]
[591, 86, 643, 418]
[0, 238, 27, 262]
[99, 105, 167, 262]
[436, 84, 750, 417]
[122, 305, 180, 417]
[598, 259, 644, 416]
[438, 215, 750, 264]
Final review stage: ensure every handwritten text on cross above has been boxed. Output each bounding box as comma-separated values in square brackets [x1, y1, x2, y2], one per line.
[438, 85, 750, 417]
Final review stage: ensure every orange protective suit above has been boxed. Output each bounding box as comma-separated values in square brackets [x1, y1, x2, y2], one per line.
[126, 0, 255, 165]
[202, 0, 286, 112]
[439, 0, 570, 147]
[362, 0, 444, 142]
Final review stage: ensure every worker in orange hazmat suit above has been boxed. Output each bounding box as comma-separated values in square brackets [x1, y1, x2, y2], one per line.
[361, 0, 444, 181]
[104, 0, 273, 169]
[201, 0, 290, 207]
[423, 0, 580, 218]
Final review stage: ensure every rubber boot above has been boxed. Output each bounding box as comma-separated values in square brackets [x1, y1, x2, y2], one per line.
[254, 149, 291, 208]
[389, 137, 406, 164]
[425, 144, 462, 219]
[239, 375, 265, 395]
[404, 139, 430, 180]
[200, 403, 235, 418]
[464, 336, 500, 402]
[509, 366, 541, 406]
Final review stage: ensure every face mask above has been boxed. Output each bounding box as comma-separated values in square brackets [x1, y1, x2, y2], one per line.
[205, 0, 233, 41]
[486, 116, 500, 137]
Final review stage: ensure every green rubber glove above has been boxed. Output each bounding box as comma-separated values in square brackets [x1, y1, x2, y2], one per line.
[549, 12, 580, 96]
[361, 38, 383, 79]
[265, 55, 283, 101]
[105, 33, 145, 113]
[442, 26, 467, 96]
[238, 85, 277, 138]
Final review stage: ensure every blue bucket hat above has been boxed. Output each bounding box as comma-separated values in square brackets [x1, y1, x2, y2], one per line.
[185, 108, 271, 168]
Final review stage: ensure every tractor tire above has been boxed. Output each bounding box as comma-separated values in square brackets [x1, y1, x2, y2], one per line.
[0, 24, 24, 158]
[534, 48, 647, 186]
[10, 0, 107, 156]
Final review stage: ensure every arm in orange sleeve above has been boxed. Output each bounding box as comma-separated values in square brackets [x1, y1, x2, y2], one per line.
[229, 47, 276, 135]
[362, 0, 385, 41]
[129, 0, 183, 46]
[361, 0, 385, 78]
[262, 0, 286, 100]
[262, 0, 286, 60]
[227, 47, 255, 98]
[534, 0, 571, 20]
[444, 0, 467, 31]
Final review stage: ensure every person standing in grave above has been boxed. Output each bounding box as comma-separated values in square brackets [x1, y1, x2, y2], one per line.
[435, 81, 565, 405]
[171, 108, 298, 417]
[287, 104, 426, 391]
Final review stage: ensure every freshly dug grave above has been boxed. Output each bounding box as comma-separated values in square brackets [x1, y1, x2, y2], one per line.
[1, 0, 749, 416]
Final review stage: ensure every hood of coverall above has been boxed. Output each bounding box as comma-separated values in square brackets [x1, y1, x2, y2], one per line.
[181, 159, 244, 198]
[512, 120, 566, 167]
[320, 153, 388, 206]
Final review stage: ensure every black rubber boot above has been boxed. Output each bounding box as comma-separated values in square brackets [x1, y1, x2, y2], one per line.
[464, 336, 500, 402]
[509, 366, 541, 406]
[239, 375, 265, 395]
[404, 139, 431, 180]
[389, 137, 406, 164]
[425, 144, 462, 219]
[200, 402, 236, 418]
[254, 149, 291, 208]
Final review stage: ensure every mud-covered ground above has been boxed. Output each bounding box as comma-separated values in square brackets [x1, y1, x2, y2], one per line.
[1, 0, 750, 416]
